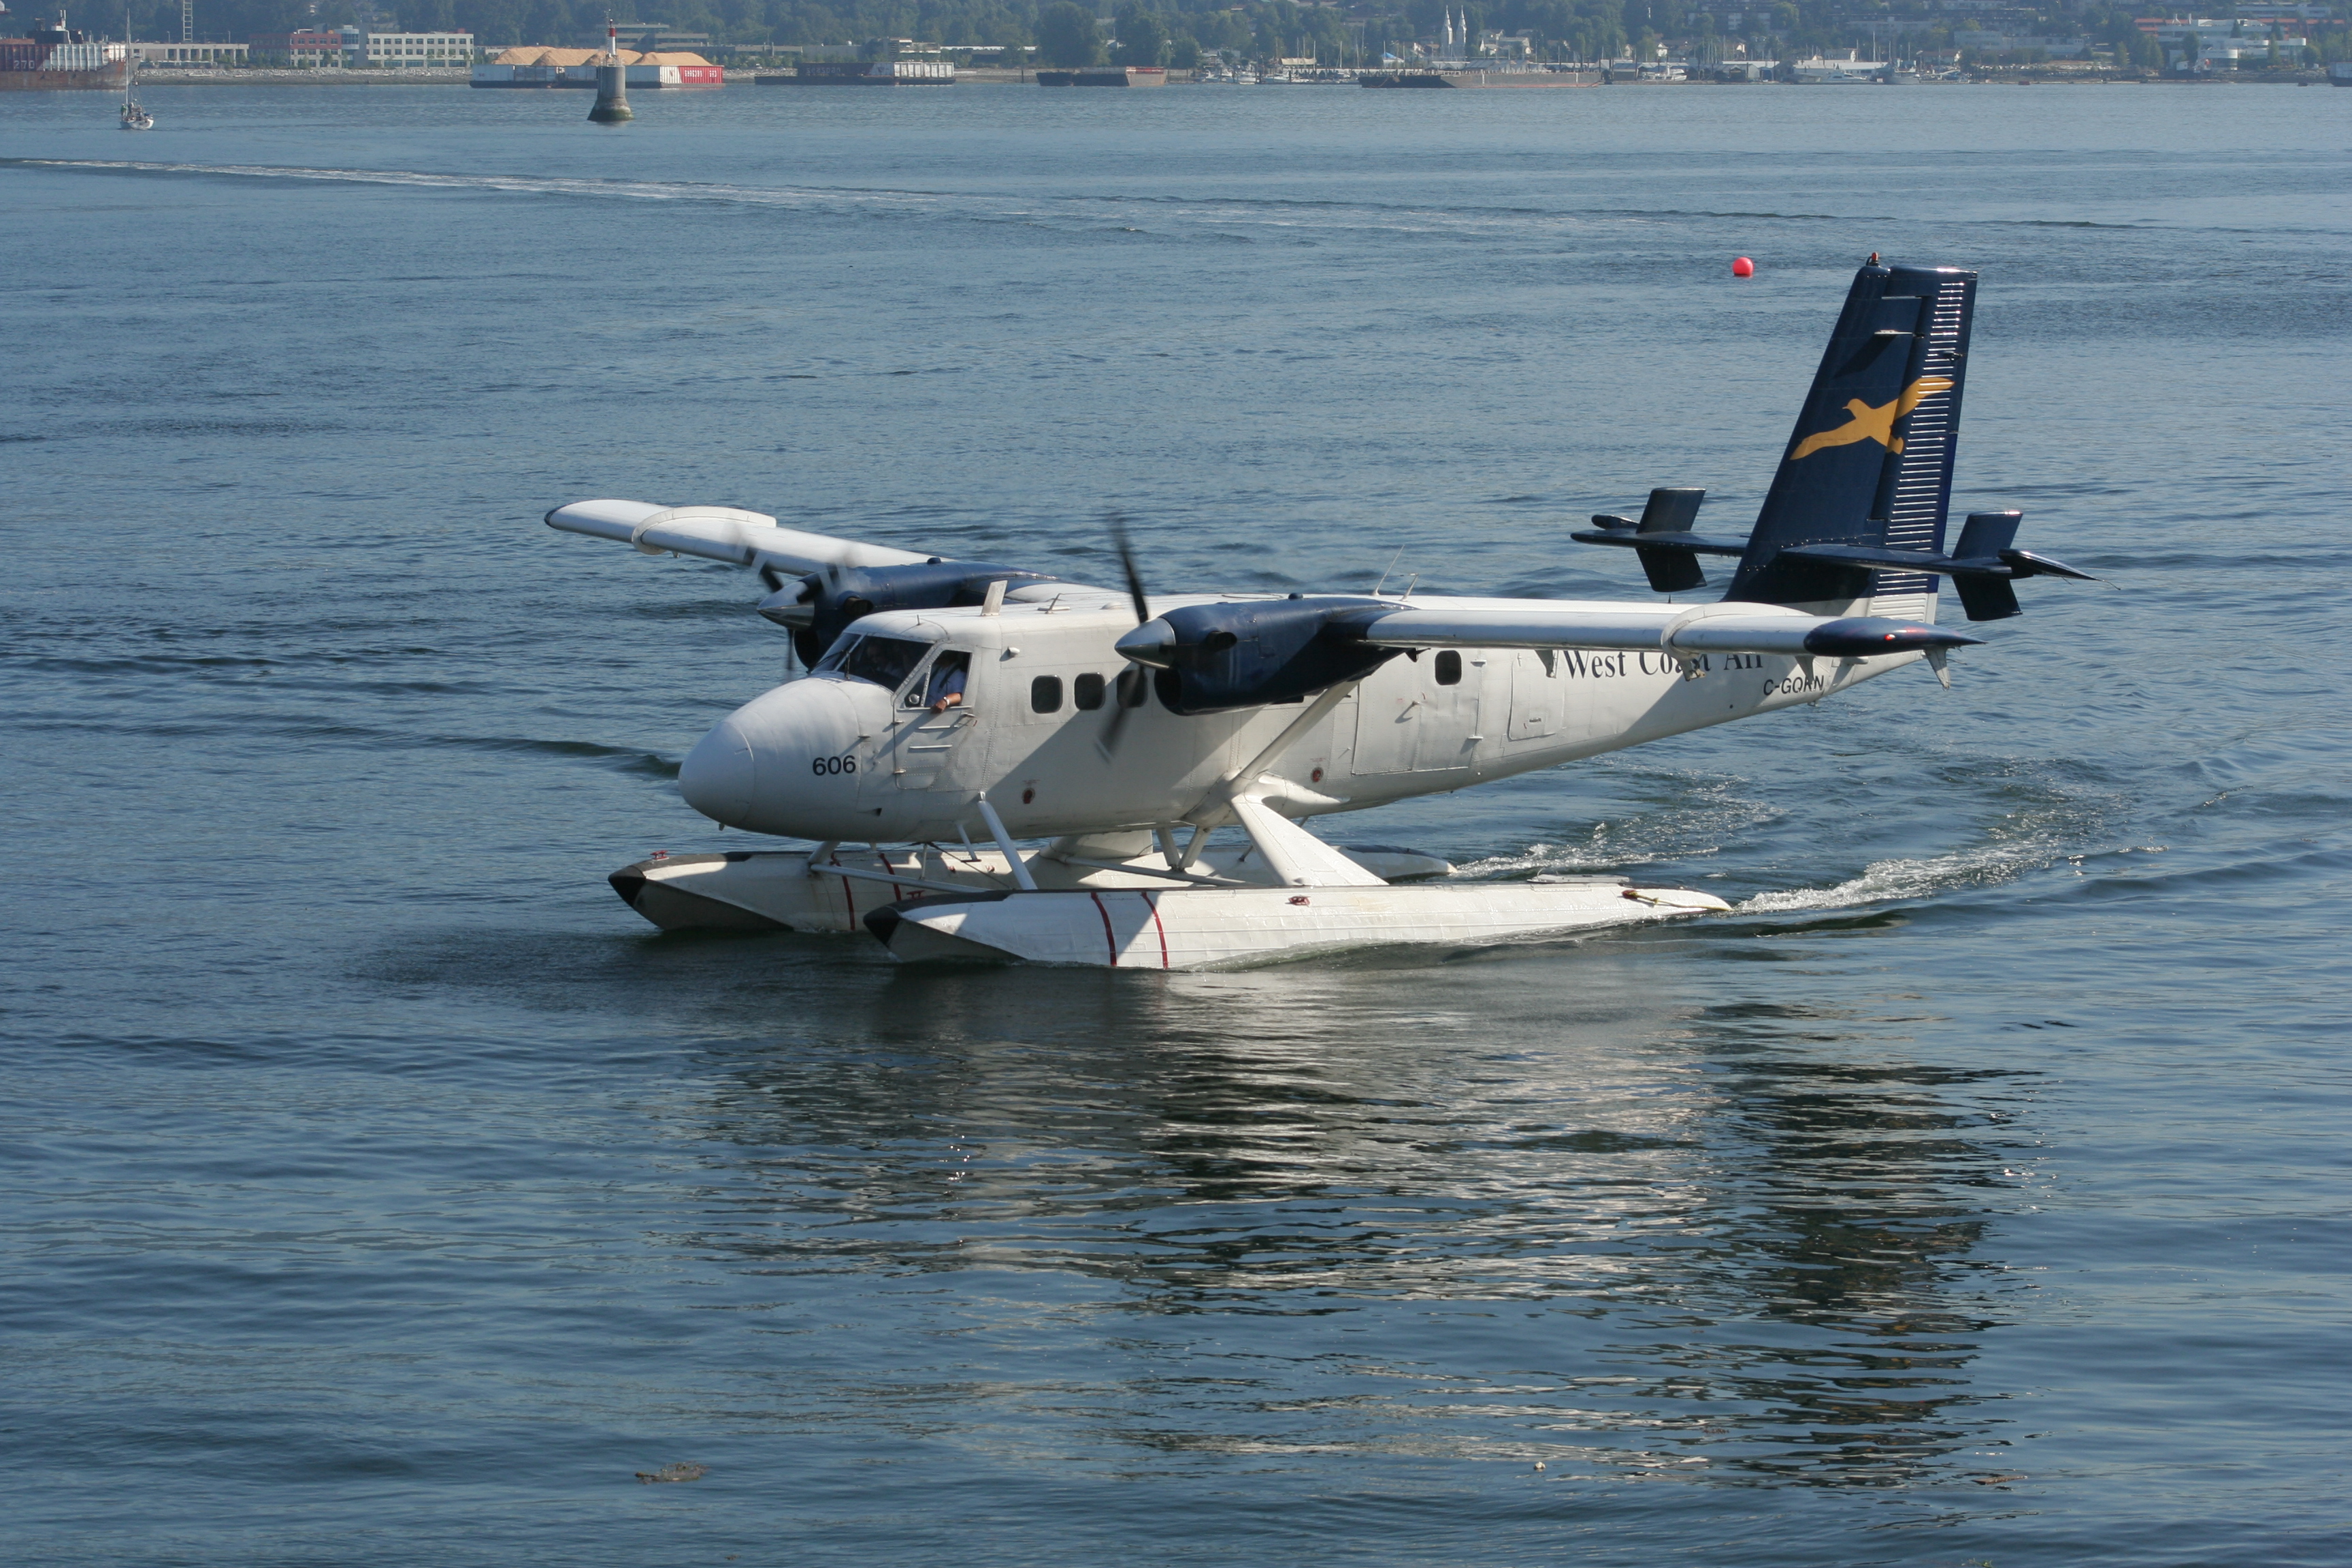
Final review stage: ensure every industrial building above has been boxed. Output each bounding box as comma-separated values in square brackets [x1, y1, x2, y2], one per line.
[336, 28, 474, 67]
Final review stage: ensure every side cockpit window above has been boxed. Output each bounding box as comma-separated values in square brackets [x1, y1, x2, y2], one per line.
[915, 651, 971, 712]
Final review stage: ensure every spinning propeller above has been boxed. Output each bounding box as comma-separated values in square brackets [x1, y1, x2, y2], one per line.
[1097, 512, 1153, 757]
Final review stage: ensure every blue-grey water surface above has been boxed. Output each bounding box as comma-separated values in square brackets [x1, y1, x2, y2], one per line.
[4, 81, 2349, 1566]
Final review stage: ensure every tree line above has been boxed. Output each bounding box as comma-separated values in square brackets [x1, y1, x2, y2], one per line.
[142, 0, 1767, 63]
[141, 0, 2352, 71]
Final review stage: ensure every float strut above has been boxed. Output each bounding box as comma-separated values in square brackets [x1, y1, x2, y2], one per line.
[975, 797, 1039, 892]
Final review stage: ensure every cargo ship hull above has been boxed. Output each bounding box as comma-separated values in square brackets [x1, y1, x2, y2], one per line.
[1, 62, 125, 87]
[3, 25, 125, 87]
[756, 61, 953, 84]
[0, 57, 125, 88]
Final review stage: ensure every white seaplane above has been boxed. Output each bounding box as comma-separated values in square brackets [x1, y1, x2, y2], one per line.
[550, 262, 2092, 968]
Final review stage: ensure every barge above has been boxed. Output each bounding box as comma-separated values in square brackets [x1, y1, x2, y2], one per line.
[755, 60, 953, 84]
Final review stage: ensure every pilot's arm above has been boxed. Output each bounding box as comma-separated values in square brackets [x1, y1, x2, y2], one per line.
[928, 665, 966, 713]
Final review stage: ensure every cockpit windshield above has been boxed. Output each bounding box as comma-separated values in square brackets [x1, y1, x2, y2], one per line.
[823, 634, 934, 694]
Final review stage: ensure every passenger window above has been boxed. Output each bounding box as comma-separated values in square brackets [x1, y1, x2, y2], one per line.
[1435, 651, 1463, 686]
[1073, 672, 1106, 711]
[1115, 666, 1149, 708]
[1030, 675, 1064, 714]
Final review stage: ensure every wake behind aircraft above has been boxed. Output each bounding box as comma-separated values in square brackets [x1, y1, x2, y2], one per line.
[549, 261, 2094, 968]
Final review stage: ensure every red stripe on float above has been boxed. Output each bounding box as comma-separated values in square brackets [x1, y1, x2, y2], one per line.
[1145, 892, 1169, 969]
[1088, 890, 1119, 966]
[831, 852, 855, 921]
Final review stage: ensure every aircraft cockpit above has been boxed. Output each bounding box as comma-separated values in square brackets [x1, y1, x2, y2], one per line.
[817, 634, 974, 713]
[815, 633, 931, 691]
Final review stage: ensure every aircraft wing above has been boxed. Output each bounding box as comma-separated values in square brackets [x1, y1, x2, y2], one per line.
[545, 497, 938, 576]
[1345, 600, 1982, 658]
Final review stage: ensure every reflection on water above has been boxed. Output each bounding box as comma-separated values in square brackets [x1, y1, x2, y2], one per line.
[654, 944, 2037, 1489]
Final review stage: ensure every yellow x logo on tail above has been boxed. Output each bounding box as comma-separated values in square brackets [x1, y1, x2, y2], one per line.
[1789, 376, 1954, 461]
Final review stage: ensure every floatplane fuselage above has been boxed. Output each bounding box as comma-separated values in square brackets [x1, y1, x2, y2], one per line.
[665, 592, 1878, 847]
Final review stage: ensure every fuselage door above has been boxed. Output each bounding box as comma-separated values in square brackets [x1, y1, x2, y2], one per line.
[1354, 649, 1494, 775]
[890, 648, 975, 791]
[1507, 649, 1563, 742]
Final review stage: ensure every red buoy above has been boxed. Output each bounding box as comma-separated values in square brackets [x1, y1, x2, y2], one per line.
[1731, 256, 1755, 278]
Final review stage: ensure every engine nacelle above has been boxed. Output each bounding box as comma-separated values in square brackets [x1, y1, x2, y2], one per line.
[760, 560, 1057, 666]
[1117, 598, 1399, 715]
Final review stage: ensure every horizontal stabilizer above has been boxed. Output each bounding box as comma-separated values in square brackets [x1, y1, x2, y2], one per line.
[1570, 527, 1751, 559]
[1568, 487, 1749, 593]
[1778, 510, 2100, 621]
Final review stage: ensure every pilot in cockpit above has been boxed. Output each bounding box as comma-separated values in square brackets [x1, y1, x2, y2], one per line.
[921, 651, 970, 713]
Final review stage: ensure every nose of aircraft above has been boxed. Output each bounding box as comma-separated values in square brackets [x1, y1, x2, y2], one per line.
[678, 679, 864, 834]
[679, 716, 757, 826]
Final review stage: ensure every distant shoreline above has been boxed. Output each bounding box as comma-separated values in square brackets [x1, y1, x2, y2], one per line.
[125, 65, 2334, 88]
[137, 67, 473, 84]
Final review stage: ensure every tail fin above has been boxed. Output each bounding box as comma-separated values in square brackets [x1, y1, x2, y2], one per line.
[1726, 263, 1976, 609]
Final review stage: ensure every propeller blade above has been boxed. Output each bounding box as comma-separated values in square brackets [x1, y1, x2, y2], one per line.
[1095, 663, 1149, 759]
[1107, 512, 1149, 627]
[1098, 514, 1153, 759]
[1097, 691, 1132, 758]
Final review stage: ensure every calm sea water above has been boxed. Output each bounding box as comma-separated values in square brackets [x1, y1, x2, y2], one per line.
[5, 81, 2349, 1566]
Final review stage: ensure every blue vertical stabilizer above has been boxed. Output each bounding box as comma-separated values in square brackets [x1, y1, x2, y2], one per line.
[1726, 263, 1976, 606]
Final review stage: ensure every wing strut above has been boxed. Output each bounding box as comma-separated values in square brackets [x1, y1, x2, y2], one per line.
[1175, 679, 1384, 888]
